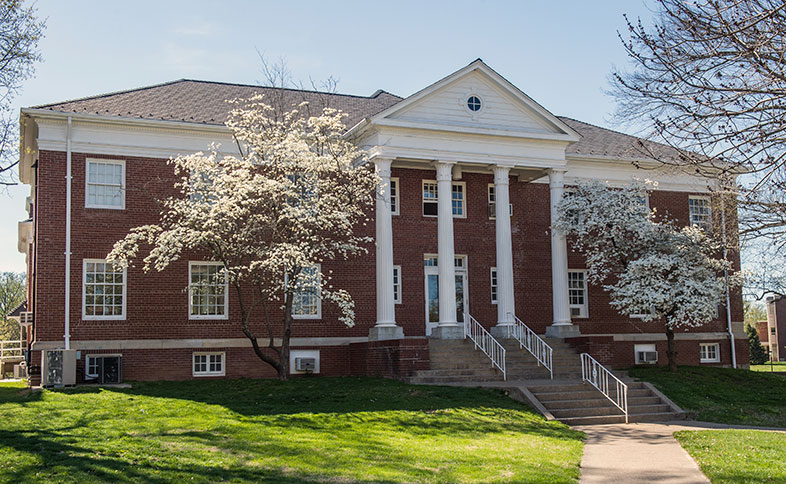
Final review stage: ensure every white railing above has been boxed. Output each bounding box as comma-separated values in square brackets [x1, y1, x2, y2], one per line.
[0, 340, 23, 360]
[464, 313, 506, 380]
[581, 353, 628, 423]
[507, 313, 553, 379]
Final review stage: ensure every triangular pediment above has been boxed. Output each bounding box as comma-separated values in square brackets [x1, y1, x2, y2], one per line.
[361, 60, 580, 142]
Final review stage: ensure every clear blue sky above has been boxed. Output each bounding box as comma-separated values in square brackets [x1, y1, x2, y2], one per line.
[0, 0, 654, 272]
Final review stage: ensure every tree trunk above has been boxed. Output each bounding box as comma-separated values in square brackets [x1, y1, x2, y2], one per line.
[278, 309, 292, 381]
[666, 327, 677, 372]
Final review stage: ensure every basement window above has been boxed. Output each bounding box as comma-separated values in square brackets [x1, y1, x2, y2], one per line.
[193, 352, 225, 376]
[699, 343, 720, 363]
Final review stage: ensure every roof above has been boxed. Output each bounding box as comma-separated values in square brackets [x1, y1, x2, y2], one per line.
[33, 79, 403, 129]
[31, 79, 684, 163]
[6, 300, 26, 318]
[558, 117, 685, 161]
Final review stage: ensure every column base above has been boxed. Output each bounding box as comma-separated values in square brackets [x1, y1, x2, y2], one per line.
[368, 325, 404, 342]
[429, 325, 464, 340]
[490, 324, 515, 339]
[545, 323, 581, 339]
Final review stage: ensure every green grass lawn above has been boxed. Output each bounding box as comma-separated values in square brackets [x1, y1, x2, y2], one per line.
[628, 366, 786, 427]
[675, 430, 786, 484]
[750, 361, 786, 372]
[0, 378, 584, 483]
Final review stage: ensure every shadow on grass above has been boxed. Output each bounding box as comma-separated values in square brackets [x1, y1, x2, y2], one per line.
[0, 429, 408, 484]
[70, 377, 525, 415]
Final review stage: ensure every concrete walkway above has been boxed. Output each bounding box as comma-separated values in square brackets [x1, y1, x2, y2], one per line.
[575, 420, 786, 483]
[574, 422, 713, 484]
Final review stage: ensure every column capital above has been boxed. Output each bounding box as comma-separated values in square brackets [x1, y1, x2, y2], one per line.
[493, 165, 512, 185]
[435, 161, 455, 181]
[548, 168, 567, 188]
[373, 158, 393, 177]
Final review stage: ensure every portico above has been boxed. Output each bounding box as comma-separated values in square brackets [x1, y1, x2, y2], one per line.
[351, 59, 584, 341]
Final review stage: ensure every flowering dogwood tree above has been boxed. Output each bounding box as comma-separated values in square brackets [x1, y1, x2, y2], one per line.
[554, 181, 737, 371]
[107, 95, 377, 380]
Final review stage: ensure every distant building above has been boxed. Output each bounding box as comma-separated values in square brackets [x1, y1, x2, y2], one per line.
[765, 296, 786, 361]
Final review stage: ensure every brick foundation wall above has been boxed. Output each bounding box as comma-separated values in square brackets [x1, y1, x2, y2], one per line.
[349, 338, 429, 378]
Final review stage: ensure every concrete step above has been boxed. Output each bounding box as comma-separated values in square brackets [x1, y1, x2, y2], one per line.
[412, 369, 500, 377]
[533, 388, 653, 401]
[407, 374, 504, 384]
[542, 396, 663, 409]
[551, 404, 671, 419]
[558, 412, 683, 426]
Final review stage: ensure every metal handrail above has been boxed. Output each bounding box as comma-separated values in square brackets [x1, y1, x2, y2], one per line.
[0, 340, 23, 360]
[464, 313, 506, 380]
[507, 313, 553, 379]
[581, 353, 629, 423]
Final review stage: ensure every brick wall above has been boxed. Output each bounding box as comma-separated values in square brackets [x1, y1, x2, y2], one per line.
[31, 149, 749, 380]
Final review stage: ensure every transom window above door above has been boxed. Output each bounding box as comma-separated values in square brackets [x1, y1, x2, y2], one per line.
[423, 255, 466, 267]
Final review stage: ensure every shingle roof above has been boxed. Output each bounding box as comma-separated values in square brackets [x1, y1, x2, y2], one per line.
[32, 80, 683, 162]
[33, 79, 403, 129]
[558, 116, 684, 161]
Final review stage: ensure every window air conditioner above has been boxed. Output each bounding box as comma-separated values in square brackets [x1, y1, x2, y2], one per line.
[636, 351, 658, 365]
[41, 349, 76, 387]
[295, 357, 316, 372]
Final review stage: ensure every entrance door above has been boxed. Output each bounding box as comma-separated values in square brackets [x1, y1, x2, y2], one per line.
[424, 255, 468, 336]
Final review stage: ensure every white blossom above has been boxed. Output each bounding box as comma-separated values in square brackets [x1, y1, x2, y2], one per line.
[107, 95, 377, 379]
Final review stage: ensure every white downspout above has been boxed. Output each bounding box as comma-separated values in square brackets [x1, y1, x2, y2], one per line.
[64, 116, 72, 350]
[721, 195, 737, 368]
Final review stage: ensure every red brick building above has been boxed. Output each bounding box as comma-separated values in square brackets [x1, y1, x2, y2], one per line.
[16, 60, 747, 383]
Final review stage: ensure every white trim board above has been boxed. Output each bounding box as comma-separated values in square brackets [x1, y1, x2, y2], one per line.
[32, 336, 369, 351]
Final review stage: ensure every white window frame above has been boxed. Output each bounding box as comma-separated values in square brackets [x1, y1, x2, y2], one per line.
[699, 343, 720, 363]
[393, 265, 402, 304]
[568, 270, 588, 318]
[290, 263, 322, 320]
[689, 196, 712, 231]
[490, 267, 498, 304]
[188, 262, 229, 320]
[85, 353, 122, 378]
[193, 352, 226, 377]
[390, 177, 400, 216]
[451, 181, 467, 218]
[634, 344, 657, 364]
[487, 184, 513, 219]
[422, 180, 466, 218]
[85, 158, 126, 209]
[82, 259, 126, 320]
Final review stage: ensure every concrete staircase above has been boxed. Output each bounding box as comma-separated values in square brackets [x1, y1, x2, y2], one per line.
[527, 380, 686, 425]
[404, 334, 686, 425]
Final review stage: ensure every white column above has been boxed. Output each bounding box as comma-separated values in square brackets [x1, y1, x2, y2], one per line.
[546, 168, 580, 338]
[493, 165, 516, 333]
[432, 161, 462, 339]
[369, 158, 403, 341]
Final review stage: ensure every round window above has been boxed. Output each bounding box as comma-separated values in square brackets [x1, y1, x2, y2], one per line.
[467, 95, 482, 112]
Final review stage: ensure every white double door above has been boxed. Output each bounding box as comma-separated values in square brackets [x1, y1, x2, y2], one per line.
[424, 255, 468, 336]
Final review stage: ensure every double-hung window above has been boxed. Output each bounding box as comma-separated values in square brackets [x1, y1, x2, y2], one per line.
[699, 343, 720, 363]
[291, 264, 321, 319]
[422, 180, 466, 217]
[393, 265, 402, 304]
[490, 267, 498, 304]
[193, 352, 225, 376]
[488, 184, 513, 219]
[86, 159, 125, 209]
[568, 270, 588, 318]
[83, 259, 126, 319]
[689, 196, 711, 231]
[390, 178, 400, 215]
[189, 262, 228, 319]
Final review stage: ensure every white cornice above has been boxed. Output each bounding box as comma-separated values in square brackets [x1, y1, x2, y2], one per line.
[372, 118, 578, 142]
[22, 108, 230, 135]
